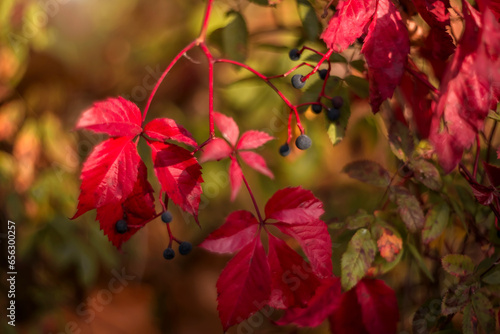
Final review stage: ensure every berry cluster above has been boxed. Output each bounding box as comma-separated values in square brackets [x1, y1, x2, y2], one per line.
[278, 46, 347, 156]
[161, 210, 193, 260]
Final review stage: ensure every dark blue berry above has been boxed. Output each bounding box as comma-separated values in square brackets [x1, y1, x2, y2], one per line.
[318, 69, 328, 80]
[179, 242, 193, 255]
[161, 211, 173, 223]
[163, 247, 175, 260]
[327, 108, 341, 121]
[295, 134, 312, 150]
[331, 96, 344, 109]
[291, 74, 305, 89]
[279, 143, 291, 157]
[289, 48, 300, 61]
[115, 219, 128, 234]
[312, 104, 322, 114]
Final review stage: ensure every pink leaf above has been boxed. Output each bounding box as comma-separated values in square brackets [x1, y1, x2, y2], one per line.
[321, 0, 377, 52]
[149, 141, 203, 217]
[267, 234, 321, 309]
[356, 278, 399, 334]
[239, 151, 274, 179]
[236, 130, 274, 150]
[216, 237, 271, 331]
[430, 4, 500, 172]
[199, 210, 259, 254]
[229, 157, 243, 201]
[72, 137, 140, 219]
[361, 0, 410, 112]
[214, 112, 239, 147]
[275, 277, 341, 327]
[198, 138, 232, 163]
[96, 161, 155, 249]
[143, 118, 197, 148]
[76, 97, 142, 137]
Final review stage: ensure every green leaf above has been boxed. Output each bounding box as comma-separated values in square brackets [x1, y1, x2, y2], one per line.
[412, 299, 442, 333]
[306, 53, 347, 63]
[345, 210, 374, 230]
[482, 266, 500, 284]
[296, 0, 320, 41]
[409, 159, 443, 191]
[388, 121, 414, 161]
[442, 282, 474, 315]
[345, 75, 369, 99]
[342, 160, 391, 187]
[341, 228, 376, 291]
[422, 202, 450, 244]
[350, 59, 366, 73]
[391, 186, 425, 232]
[442, 254, 474, 277]
[407, 242, 434, 281]
[223, 11, 248, 63]
[471, 292, 495, 333]
[326, 83, 351, 146]
[462, 303, 476, 334]
[208, 27, 224, 54]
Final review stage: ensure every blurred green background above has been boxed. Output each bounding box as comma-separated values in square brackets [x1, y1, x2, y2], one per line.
[0, 0, 395, 333]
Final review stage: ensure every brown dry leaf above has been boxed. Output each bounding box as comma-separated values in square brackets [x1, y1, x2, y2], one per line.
[377, 228, 403, 262]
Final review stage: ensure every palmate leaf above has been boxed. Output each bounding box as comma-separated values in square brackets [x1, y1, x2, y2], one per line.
[148, 141, 203, 219]
[143, 118, 197, 148]
[76, 97, 142, 137]
[72, 137, 141, 219]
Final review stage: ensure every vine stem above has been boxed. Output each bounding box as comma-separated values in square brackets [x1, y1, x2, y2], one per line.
[142, 41, 197, 124]
[216, 58, 305, 133]
[197, 0, 213, 43]
[240, 165, 264, 223]
[200, 43, 216, 137]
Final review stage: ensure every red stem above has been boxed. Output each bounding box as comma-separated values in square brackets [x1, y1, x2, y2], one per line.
[267, 62, 315, 79]
[240, 166, 264, 223]
[142, 41, 197, 123]
[215, 58, 305, 133]
[197, 0, 213, 43]
[302, 49, 334, 81]
[473, 133, 480, 179]
[200, 43, 216, 137]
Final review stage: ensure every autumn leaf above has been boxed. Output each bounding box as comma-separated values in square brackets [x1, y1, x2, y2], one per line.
[342, 160, 391, 188]
[429, 3, 500, 173]
[143, 118, 197, 148]
[330, 278, 399, 334]
[361, 0, 410, 112]
[377, 228, 402, 262]
[442, 254, 474, 277]
[341, 228, 377, 291]
[76, 97, 142, 137]
[72, 137, 141, 219]
[148, 141, 203, 219]
[216, 236, 271, 331]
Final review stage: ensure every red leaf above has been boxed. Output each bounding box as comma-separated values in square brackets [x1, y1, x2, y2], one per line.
[430, 4, 500, 172]
[361, 0, 410, 112]
[216, 237, 271, 331]
[413, 0, 451, 27]
[470, 182, 495, 205]
[321, 0, 377, 52]
[329, 278, 399, 334]
[329, 287, 369, 334]
[356, 278, 399, 334]
[214, 111, 239, 146]
[149, 141, 203, 217]
[265, 187, 324, 219]
[76, 97, 142, 137]
[72, 137, 141, 219]
[239, 151, 274, 179]
[236, 130, 274, 150]
[229, 157, 243, 201]
[276, 277, 341, 327]
[483, 162, 500, 188]
[96, 161, 155, 248]
[267, 234, 320, 309]
[143, 118, 197, 148]
[400, 72, 433, 138]
[199, 138, 233, 163]
[199, 210, 259, 254]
